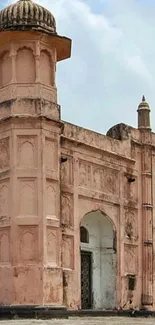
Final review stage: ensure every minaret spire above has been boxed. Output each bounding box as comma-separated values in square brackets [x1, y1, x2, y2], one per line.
[137, 95, 151, 130]
[142, 95, 145, 102]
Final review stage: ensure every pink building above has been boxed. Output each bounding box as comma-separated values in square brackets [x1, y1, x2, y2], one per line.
[0, 0, 154, 313]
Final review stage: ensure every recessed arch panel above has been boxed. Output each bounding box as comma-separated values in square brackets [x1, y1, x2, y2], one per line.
[40, 50, 53, 86]
[16, 47, 35, 83]
[0, 51, 12, 87]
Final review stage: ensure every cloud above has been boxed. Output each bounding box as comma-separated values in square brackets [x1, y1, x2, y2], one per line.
[1, 0, 155, 133]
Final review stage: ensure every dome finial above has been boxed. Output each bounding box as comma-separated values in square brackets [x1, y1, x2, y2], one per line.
[138, 96, 149, 109]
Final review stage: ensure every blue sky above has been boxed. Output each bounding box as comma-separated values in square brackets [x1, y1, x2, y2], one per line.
[1, 0, 155, 134]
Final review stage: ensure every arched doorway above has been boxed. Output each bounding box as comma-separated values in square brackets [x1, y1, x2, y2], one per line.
[80, 210, 117, 310]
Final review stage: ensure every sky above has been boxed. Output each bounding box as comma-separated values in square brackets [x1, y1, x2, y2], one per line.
[1, 0, 155, 134]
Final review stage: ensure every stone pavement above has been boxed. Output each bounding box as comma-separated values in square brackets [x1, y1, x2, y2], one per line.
[1, 317, 155, 325]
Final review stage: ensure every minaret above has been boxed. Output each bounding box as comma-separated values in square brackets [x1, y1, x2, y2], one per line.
[0, 0, 71, 308]
[137, 95, 151, 130]
[137, 96, 153, 307]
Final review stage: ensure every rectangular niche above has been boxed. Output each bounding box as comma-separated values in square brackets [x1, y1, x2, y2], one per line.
[0, 180, 10, 219]
[45, 137, 58, 171]
[92, 164, 119, 195]
[79, 160, 91, 188]
[124, 173, 138, 202]
[46, 227, 60, 266]
[62, 235, 74, 270]
[124, 209, 138, 240]
[46, 179, 59, 219]
[18, 178, 38, 216]
[0, 137, 10, 171]
[0, 227, 10, 264]
[61, 192, 74, 228]
[17, 135, 38, 169]
[61, 155, 73, 185]
[124, 244, 138, 275]
[18, 225, 38, 264]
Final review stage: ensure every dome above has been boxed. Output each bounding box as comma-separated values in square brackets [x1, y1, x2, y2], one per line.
[0, 0, 56, 35]
[138, 95, 150, 111]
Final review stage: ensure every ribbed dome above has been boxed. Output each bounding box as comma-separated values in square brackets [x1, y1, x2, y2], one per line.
[0, 0, 56, 34]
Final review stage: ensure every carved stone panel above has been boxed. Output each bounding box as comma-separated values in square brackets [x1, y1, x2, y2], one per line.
[17, 136, 37, 168]
[0, 182, 9, 218]
[61, 193, 73, 227]
[46, 180, 58, 218]
[93, 167, 102, 191]
[104, 172, 119, 195]
[18, 178, 37, 216]
[45, 137, 58, 170]
[79, 160, 119, 195]
[0, 137, 9, 171]
[0, 227, 10, 264]
[61, 156, 73, 185]
[79, 161, 91, 188]
[47, 227, 59, 266]
[93, 165, 119, 194]
[18, 226, 38, 263]
[124, 210, 137, 240]
[124, 244, 138, 274]
[62, 235, 74, 270]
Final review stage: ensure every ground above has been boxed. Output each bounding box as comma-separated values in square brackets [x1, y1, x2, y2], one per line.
[1, 317, 155, 325]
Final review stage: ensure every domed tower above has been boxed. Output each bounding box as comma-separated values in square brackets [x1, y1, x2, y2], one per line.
[0, 0, 71, 308]
[137, 95, 151, 130]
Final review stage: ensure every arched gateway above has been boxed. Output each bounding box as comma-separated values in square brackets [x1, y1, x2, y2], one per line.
[80, 210, 117, 309]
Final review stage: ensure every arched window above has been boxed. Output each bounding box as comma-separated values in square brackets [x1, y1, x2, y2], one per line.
[80, 226, 89, 243]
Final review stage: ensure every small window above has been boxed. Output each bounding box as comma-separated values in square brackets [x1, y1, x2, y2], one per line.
[80, 226, 89, 243]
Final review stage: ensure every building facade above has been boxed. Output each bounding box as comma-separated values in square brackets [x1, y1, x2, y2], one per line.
[0, 0, 155, 312]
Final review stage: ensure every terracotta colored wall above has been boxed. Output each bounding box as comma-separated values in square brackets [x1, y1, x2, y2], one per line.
[0, 31, 62, 306]
[0, 29, 154, 312]
[60, 122, 151, 310]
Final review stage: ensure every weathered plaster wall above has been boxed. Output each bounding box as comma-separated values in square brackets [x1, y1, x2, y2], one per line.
[61, 121, 143, 310]
[62, 122, 132, 158]
[0, 116, 63, 306]
[0, 54, 145, 309]
[0, 29, 63, 306]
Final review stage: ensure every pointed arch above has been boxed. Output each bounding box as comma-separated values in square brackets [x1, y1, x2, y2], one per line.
[80, 209, 117, 310]
[18, 141, 34, 168]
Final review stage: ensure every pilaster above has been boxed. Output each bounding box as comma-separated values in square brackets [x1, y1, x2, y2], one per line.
[141, 130, 153, 306]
